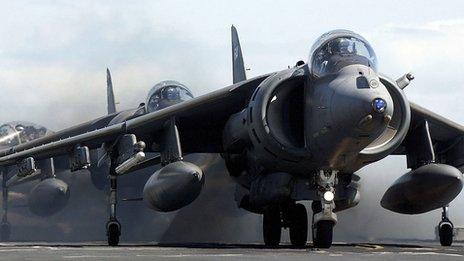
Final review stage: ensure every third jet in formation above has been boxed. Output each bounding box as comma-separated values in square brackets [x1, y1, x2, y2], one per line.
[0, 26, 463, 249]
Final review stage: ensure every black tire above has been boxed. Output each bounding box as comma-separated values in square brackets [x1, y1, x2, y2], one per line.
[263, 205, 281, 247]
[289, 203, 308, 247]
[439, 222, 453, 246]
[311, 201, 322, 213]
[107, 222, 120, 246]
[313, 220, 333, 248]
[0, 222, 10, 242]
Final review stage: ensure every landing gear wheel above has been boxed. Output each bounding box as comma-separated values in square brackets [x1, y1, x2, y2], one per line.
[289, 203, 308, 247]
[439, 221, 453, 246]
[0, 222, 10, 242]
[263, 205, 281, 247]
[311, 201, 322, 213]
[107, 220, 121, 246]
[313, 220, 334, 248]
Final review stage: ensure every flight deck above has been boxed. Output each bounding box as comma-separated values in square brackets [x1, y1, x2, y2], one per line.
[0, 242, 462, 261]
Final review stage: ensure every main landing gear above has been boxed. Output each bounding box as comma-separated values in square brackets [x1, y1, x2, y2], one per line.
[262, 170, 338, 249]
[438, 206, 453, 246]
[106, 170, 121, 246]
[104, 134, 146, 246]
[312, 170, 337, 248]
[1, 170, 10, 242]
[262, 203, 308, 248]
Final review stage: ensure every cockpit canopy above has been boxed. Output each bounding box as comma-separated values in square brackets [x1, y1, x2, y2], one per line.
[309, 30, 377, 78]
[146, 80, 194, 113]
[0, 121, 51, 149]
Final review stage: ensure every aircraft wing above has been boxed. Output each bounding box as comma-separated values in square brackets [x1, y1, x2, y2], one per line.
[394, 102, 464, 169]
[0, 75, 270, 167]
[1, 71, 463, 172]
[409, 102, 464, 141]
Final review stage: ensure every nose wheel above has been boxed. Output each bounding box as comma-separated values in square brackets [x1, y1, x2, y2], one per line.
[311, 170, 338, 248]
[312, 201, 334, 248]
[438, 206, 453, 246]
[313, 221, 334, 248]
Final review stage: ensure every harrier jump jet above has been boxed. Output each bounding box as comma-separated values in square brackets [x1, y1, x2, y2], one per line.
[0, 70, 195, 242]
[0, 26, 462, 248]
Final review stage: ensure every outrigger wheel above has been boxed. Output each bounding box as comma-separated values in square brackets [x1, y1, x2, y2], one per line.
[263, 205, 281, 247]
[439, 221, 453, 246]
[0, 222, 10, 242]
[438, 206, 453, 246]
[107, 220, 121, 246]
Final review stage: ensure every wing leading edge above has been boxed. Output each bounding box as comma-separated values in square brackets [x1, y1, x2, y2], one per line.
[0, 74, 270, 166]
[395, 102, 464, 170]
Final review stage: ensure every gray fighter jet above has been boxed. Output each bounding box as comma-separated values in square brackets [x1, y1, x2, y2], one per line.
[0, 70, 195, 242]
[0, 26, 463, 249]
[0, 121, 65, 240]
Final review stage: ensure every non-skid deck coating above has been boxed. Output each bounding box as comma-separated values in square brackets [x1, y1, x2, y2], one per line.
[0, 242, 462, 260]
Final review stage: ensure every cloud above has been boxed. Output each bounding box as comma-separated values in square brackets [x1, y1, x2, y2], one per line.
[0, 2, 233, 129]
[368, 19, 464, 123]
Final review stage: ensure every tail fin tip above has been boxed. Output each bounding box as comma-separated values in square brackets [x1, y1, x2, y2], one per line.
[231, 25, 247, 84]
[106, 68, 117, 114]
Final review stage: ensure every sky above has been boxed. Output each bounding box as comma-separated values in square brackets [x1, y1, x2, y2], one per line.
[0, 0, 464, 241]
[1, 1, 463, 129]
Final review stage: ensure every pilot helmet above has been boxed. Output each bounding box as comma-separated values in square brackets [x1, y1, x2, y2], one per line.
[146, 81, 194, 113]
[161, 86, 181, 101]
[328, 38, 353, 55]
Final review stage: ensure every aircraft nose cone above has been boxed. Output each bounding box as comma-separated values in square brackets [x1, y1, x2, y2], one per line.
[327, 65, 394, 140]
[331, 83, 392, 131]
[304, 65, 395, 169]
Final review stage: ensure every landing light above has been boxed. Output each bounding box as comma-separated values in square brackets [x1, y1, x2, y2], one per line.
[323, 191, 335, 202]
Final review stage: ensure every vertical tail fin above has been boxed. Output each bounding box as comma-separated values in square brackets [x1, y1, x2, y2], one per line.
[106, 68, 117, 114]
[231, 25, 247, 84]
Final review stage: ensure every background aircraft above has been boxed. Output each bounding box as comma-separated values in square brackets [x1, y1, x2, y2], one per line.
[0, 26, 463, 249]
[0, 69, 199, 242]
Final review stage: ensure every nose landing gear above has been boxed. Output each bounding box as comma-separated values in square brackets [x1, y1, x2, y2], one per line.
[312, 170, 338, 248]
[312, 201, 334, 248]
